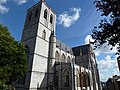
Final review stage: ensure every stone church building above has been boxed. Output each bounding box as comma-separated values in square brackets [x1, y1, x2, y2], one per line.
[15, 0, 101, 90]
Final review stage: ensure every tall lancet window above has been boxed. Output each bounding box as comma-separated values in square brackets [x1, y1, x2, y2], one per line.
[55, 51, 59, 61]
[50, 14, 53, 24]
[29, 12, 32, 21]
[86, 72, 90, 86]
[81, 72, 86, 87]
[44, 9, 47, 19]
[63, 69, 70, 87]
[35, 8, 38, 17]
[42, 30, 46, 40]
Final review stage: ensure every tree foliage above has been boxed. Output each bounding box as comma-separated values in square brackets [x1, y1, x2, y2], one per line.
[92, 0, 120, 59]
[0, 24, 27, 88]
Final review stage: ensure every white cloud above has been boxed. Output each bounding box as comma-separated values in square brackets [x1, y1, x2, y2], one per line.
[84, 35, 117, 56]
[0, 4, 9, 14]
[85, 35, 95, 44]
[58, 7, 81, 28]
[94, 43, 117, 56]
[14, 0, 27, 5]
[0, 0, 28, 14]
[97, 55, 119, 82]
[0, 0, 9, 14]
[0, 0, 7, 3]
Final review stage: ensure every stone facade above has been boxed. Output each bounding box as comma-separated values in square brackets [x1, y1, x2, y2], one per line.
[15, 0, 101, 90]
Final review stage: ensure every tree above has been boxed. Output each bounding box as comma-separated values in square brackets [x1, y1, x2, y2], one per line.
[0, 24, 27, 89]
[92, 0, 120, 59]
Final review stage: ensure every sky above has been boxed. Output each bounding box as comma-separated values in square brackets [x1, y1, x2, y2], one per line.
[0, 0, 119, 82]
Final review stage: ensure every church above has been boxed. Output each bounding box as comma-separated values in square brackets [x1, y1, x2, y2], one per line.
[15, 0, 101, 90]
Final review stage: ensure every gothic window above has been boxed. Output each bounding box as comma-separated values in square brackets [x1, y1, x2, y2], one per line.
[42, 30, 46, 40]
[29, 12, 32, 21]
[67, 56, 71, 62]
[35, 8, 38, 17]
[79, 73, 82, 87]
[50, 14, 53, 24]
[81, 72, 86, 87]
[61, 54, 66, 62]
[63, 69, 70, 87]
[86, 72, 90, 86]
[55, 51, 59, 61]
[44, 9, 47, 19]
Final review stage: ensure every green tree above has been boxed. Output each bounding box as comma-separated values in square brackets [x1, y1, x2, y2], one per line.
[0, 24, 27, 89]
[92, 0, 120, 59]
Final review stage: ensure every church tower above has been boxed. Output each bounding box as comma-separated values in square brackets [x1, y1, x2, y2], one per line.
[17, 0, 56, 90]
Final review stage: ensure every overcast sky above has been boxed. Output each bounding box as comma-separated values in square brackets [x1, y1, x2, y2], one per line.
[0, 0, 119, 82]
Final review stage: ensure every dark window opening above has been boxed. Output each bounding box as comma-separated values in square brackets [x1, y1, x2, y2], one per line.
[50, 14, 53, 24]
[29, 12, 32, 21]
[42, 30, 46, 40]
[35, 8, 38, 17]
[44, 9, 47, 19]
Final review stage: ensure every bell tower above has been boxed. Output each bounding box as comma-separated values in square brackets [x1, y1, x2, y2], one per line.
[18, 0, 56, 90]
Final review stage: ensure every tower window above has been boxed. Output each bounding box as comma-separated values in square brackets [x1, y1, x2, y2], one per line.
[35, 8, 38, 17]
[29, 12, 32, 21]
[42, 30, 46, 40]
[44, 9, 47, 19]
[50, 14, 53, 24]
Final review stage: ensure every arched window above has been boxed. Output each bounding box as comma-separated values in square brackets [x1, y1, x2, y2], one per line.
[44, 9, 47, 19]
[50, 14, 53, 24]
[86, 72, 90, 86]
[42, 30, 46, 40]
[67, 56, 71, 62]
[28, 12, 32, 21]
[55, 51, 59, 61]
[79, 72, 82, 87]
[81, 72, 86, 87]
[63, 69, 70, 87]
[61, 54, 66, 62]
[35, 8, 38, 17]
